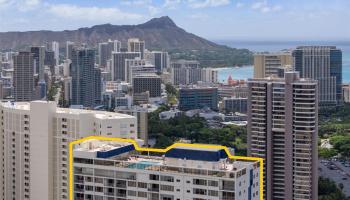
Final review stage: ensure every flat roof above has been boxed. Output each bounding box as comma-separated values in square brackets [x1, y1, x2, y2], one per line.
[0, 101, 135, 119]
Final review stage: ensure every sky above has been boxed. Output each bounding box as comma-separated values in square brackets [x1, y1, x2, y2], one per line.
[0, 0, 349, 41]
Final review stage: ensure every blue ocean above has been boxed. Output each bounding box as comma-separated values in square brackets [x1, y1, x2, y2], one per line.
[215, 41, 350, 83]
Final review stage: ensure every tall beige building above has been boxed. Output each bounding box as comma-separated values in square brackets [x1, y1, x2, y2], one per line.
[253, 52, 292, 78]
[115, 105, 149, 146]
[247, 72, 318, 200]
[127, 38, 145, 59]
[0, 101, 137, 200]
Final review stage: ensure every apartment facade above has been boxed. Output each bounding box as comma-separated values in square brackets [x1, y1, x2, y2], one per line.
[13, 52, 35, 102]
[66, 41, 75, 60]
[221, 97, 248, 114]
[116, 106, 149, 146]
[170, 60, 200, 85]
[254, 53, 293, 78]
[128, 38, 145, 59]
[111, 52, 141, 81]
[247, 72, 318, 200]
[30, 46, 45, 80]
[132, 75, 162, 98]
[179, 87, 218, 111]
[70, 48, 101, 107]
[125, 58, 157, 83]
[0, 101, 137, 200]
[73, 139, 261, 200]
[98, 40, 120, 68]
[342, 84, 350, 103]
[293, 46, 342, 107]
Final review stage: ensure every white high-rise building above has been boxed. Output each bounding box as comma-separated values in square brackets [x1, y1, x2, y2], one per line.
[128, 38, 145, 59]
[201, 68, 219, 83]
[125, 58, 157, 83]
[170, 60, 217, 85]
[111, 52, 140, 81]
[66, 41, 75, 60]
[144, 50, 170, 72]
[170, 60, 200, 85]
[52, 41, 60, 66]
[111, 39, 121, 53]
[0, 101, 137, 200]
[73, 139, 261, 200]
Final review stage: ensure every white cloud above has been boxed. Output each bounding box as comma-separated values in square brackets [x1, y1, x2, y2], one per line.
[236, 2, 244, 8]
[251, 1, 282, 13]
[163, 0, 181, 9]
[17, 0, 41, 11]
[189, 13, 208, 20]
[121, 0, 152, 6]
[24, 0, 40, 6]
[47, 4, 143, 22]
[0, 0, 12, 9]
[148, 5, 161, 15]
[0, 0, 41, 10]
[188, 0, 230, 9]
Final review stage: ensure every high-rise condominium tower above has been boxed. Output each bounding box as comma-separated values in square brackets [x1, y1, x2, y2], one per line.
[66, 41, 75, 60]
[111, 52, 140, 81]
[254, 52, 293, 78]
[30, 46, 45, 80]
[170, 60, 201, 85]
[98, 40, 120, 68]
[247, 72, 318, 200]
[125, 58, 157, 83]
[70, 48, 101, 107]
[0, 101, 137, 200]
[145, 51, 170, 72]
[127, 38, 145, 59]
[293, 46, 342, 107]
[13, 52, 34, 101]
[52, 41, 60, 66]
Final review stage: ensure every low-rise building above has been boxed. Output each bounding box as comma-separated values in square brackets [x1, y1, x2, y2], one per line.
[221, 97, 248, 114]
[343, 84, 350, 103]
[179, 87, 218, 111]
[159, 109, 182, 120]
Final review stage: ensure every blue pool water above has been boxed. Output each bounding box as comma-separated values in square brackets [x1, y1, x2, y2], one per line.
[128, 161, 159, 170]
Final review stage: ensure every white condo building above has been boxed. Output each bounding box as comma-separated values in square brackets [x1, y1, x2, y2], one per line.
[73, 139, 261, 200]
[0, 101, 137, 200]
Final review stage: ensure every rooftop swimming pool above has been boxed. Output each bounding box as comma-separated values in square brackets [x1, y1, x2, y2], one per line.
[127, 160, 160, 170]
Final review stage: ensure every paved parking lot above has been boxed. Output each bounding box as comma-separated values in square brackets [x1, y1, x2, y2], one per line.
[319, 160, 350, 197]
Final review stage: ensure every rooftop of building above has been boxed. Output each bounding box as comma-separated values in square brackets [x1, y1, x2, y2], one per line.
[171, 59, 200, 64]
[248, 71, 317, 84]
[73, 139, 258, 173]
[295, 45, 338, 49]
[133, 73, 160, 78]
[0, 101, 135, 119]
[254, 51, 291, 56]
[179, 86, 218, 90]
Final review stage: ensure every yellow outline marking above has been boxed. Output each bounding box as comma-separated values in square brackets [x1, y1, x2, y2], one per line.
[69, 136, 264, 200]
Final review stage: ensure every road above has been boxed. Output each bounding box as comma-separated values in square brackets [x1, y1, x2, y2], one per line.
[319, 160, 350, 197]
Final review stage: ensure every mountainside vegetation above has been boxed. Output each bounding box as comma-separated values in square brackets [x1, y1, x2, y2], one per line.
[0, 16, 253, 67]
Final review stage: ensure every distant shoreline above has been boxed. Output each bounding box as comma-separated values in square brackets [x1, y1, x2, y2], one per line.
[214, 65, 253, 70]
